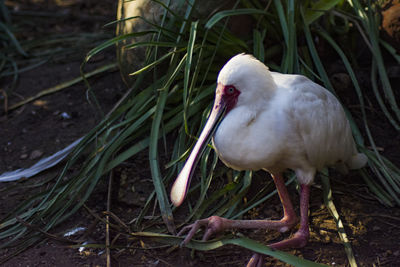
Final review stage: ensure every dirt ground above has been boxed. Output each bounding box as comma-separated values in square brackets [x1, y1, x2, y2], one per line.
[1, 1, 400, 266]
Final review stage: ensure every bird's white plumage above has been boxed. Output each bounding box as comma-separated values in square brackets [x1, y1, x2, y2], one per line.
[212, 54, 366, 184]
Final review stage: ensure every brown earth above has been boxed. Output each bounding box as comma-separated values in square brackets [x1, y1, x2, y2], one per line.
[1, 1, 400, 266]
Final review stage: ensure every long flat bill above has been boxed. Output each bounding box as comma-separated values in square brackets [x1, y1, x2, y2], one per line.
[170, 89, 225, 206]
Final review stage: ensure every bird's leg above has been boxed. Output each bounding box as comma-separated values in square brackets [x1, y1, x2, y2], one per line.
[247, 184, 311, 267]
[178, 173, 298, 244]
[268, 184, 310, 249]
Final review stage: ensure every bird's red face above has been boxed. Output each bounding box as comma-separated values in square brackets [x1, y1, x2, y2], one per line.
[170, 83, 240, 206]
[215, 83, 241, 113]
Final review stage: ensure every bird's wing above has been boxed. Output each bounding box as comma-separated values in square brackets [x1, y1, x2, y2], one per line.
[287, 77, 356, 171]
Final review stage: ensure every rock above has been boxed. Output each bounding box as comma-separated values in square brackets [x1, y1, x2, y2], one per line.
[30, 150, 44, 160]
[20, 153, 28, 159]
[116, 0, 240, 86]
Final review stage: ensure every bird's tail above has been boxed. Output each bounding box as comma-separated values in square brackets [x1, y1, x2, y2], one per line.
[348, 153, 368, 170]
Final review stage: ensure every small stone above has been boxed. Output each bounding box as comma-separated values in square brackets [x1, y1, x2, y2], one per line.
[61, 112, 71, 119]
[30, 150, 44, 160]
[20, 154, 28, 159]
[373, 226, 380, 231]
[319, 229, 328, 235]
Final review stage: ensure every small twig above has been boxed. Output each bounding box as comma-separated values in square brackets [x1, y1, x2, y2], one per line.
[111, 233, 122, 247]
[104, 83, 135, 118]
[128, 215, 161, 225]
[144, 251, 173, 266]
[106, 169, 113, 267]
[103, 211, 130, 232]
[11, 10, 107, 21]
[83, 204, 124, 231]
[360, 213, 400, 222]
[15, 216, 81, 244]
[377, 218, 400, 229]
[7, 62, 118, 112]
[0, 89, 8, 113]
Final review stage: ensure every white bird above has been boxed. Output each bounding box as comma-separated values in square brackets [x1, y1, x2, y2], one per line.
[170, 54, 367, 266]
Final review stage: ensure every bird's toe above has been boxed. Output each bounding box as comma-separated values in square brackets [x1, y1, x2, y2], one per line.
[246, 253, 263, 267]
[178, 216, 228, 244]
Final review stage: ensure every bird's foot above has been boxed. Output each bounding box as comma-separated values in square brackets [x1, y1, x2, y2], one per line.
[178, 216, 229, 245]
[247, 253, 263, 267]
[245, 229, 309, 267]
[269, 228, 309, 250]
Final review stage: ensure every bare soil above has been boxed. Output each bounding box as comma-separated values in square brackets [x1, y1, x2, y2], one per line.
[1, 1, 400, 266]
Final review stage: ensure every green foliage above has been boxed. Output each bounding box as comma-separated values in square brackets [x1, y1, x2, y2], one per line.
[1, 0, 400, 265]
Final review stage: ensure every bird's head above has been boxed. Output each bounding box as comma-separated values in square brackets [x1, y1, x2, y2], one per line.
[170, 54, 274, 206]
[216, 54, 275, 111]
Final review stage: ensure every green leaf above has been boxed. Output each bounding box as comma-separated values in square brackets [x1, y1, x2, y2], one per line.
[321, 170, 357, 267]
[205, 9, 266, 29]
[131, 232, 328, 266]
[304, 0, 342, 25]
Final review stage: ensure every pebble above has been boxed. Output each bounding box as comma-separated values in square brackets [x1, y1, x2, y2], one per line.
[20, 154, 28, 159]
[30, 150, 44, 160]
[61, 112, 71, 119]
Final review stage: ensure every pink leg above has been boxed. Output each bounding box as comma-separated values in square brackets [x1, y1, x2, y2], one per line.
[178, 173, 298, 244]
[247, 184, 310, 267]
[269, 184, 310, 249]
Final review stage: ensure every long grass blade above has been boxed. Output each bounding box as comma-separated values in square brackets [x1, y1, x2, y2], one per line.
[132, 232, 327, 266]
[321, 171, 357, 267]
[205, 9, 266, 29]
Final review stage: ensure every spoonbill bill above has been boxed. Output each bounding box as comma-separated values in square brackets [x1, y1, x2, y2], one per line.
[170, 54, 367, 266]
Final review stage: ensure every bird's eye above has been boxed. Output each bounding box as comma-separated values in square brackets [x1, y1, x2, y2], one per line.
[226, 86, 235, 94]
